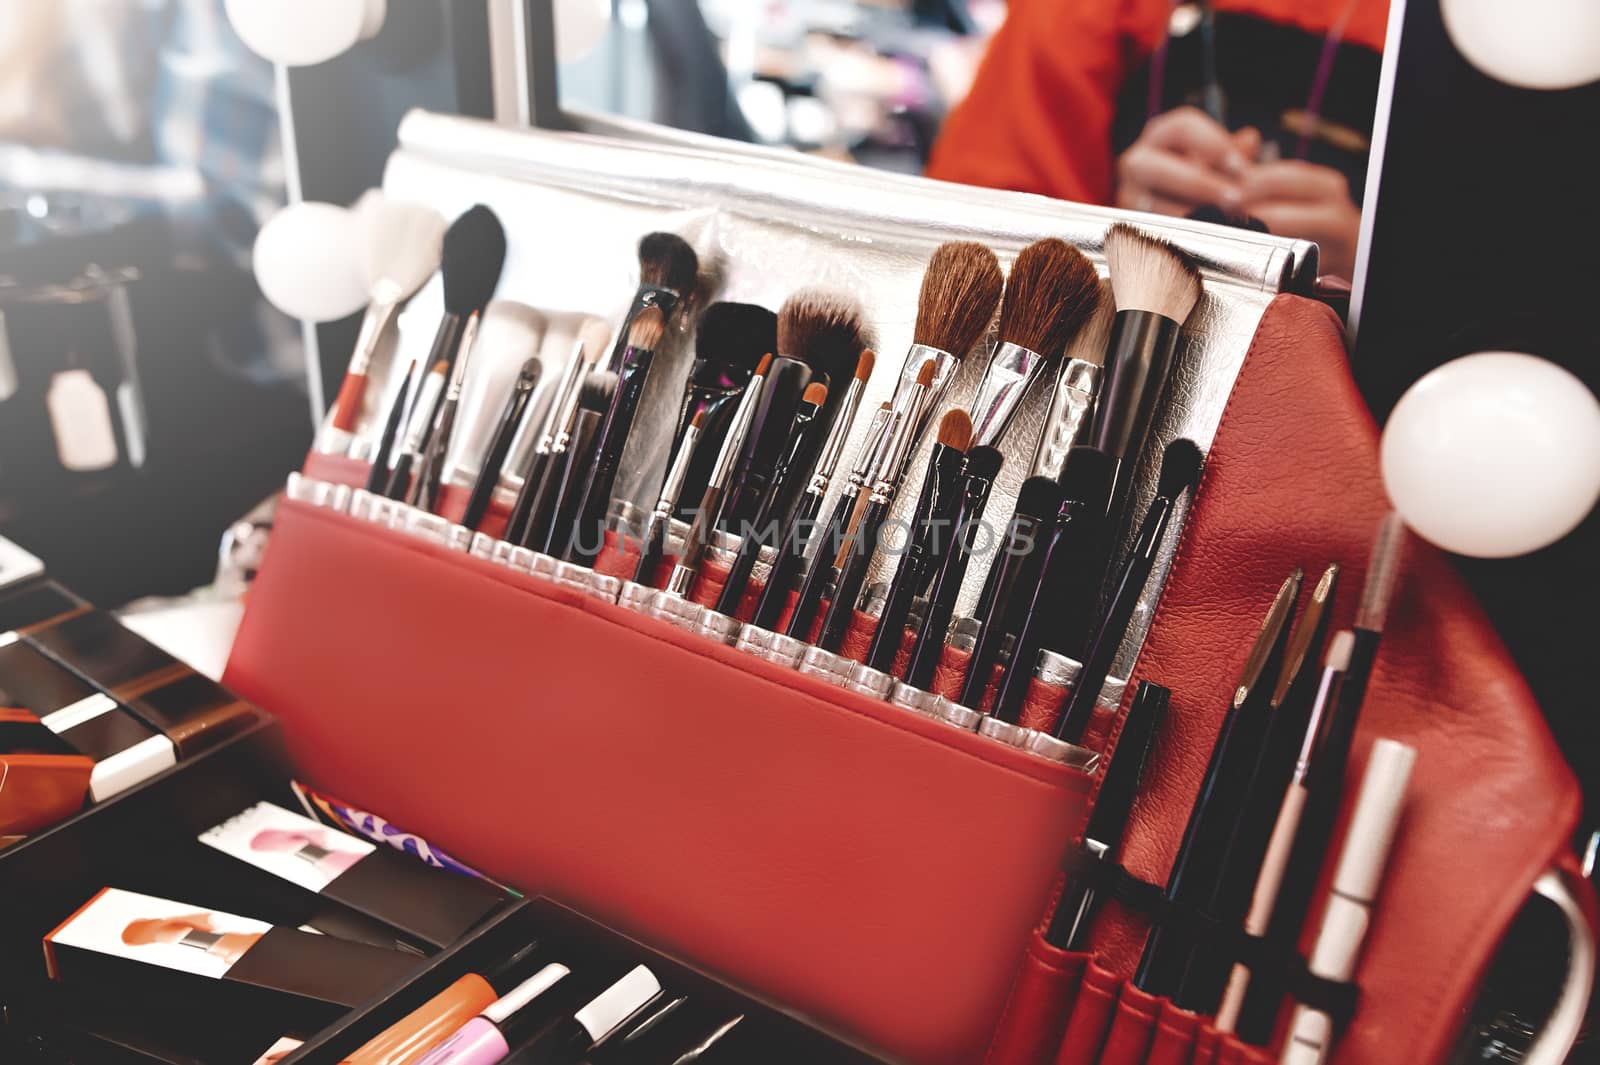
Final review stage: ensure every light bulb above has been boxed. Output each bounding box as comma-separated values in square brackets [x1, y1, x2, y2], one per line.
[1381, 352, 1600, 558]
[1441, 0, 1600, 91]
[253, 202, 369, 323]
[224, 0, 386, 67]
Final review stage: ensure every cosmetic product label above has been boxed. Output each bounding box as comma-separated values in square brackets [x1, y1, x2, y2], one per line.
[251, 1036, 304, 1064]
[201, 802, 376, 892]
[47, 888, 271, 980]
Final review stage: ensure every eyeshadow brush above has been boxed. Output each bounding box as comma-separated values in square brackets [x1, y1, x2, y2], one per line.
[1052, 439, 1202, 744]
[461, 357, 542, 531]
[750, 351, 874, 632]
[1233, 513, 1406, 1043]
[1133, 569, 1303, 998]
[605, 233, 698, 373]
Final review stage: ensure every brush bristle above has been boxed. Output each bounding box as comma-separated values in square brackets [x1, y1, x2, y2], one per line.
[1326, 630, 1355, 671]
[913, 242, 1004, 355]
[997, 239, 1102, 357]
[362, 198, 445, 298]
[1104, 223, 1202, 323]
[961, 444, 1004, 481]
[517, 357, 541, 385]
[637, 232, 699, 296]
[1357, 512, 1407, 632]
[429, 359, 449, 376]
[690, 411, 707, 430]
[627, 305, 665, 350]
[755, 353, 774, 377]
[1015, 475, 1062, 518]
[776, 289, 875, 385]
[579, 371, 618, 411]
[1066, 287, 1115, 367]
[855, 350, 876, 383]
[577, 318, 613, 364]
[803, 381, 829, 407]
[696, 302, 777, 372]
[937, 408, 973, 451]
[915, 359, 937, 387]
[1155, 439, 1203, 499]
[441, 205, 507, 315]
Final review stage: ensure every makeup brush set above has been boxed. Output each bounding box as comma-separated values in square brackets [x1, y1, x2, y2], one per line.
[228, 116, 1593, 1065]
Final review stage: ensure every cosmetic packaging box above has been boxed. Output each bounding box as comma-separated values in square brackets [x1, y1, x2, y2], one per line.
[222, 113, 1597, 1065]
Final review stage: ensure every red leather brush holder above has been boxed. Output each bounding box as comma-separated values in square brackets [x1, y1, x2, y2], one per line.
[232, 295, 1594, 1065]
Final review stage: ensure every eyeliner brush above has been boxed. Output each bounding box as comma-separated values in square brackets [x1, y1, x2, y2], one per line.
[666, 355, 774, 599]
[1053, 440, 1202, 743]
[781, 400, 892, 640]
[634, 412, 706, 586]
[1234, 513, 1407, 1043]
[1048, 680, 1171, 949]
[364, 359, 417, 494]
[751, 351, 875, 632]
[815, 361, 938, 651]
[1134, 570, 1303, 998]
[504, 322, 610, 545]
[1092, 224, 1202, 526]
[462, 357, 542, 530]
[902, 443, 1004, 690]
[864, 409, 972, 674]
[562, 306, 667, 565]
[716, 381, 830, 615]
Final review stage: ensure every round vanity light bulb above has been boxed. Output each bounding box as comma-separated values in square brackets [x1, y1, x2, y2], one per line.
[1381, 352, 1600, 558]
[253, 202, 369, 323]
[225, 0, 386, 67]
[1441, 0, 1600, 91]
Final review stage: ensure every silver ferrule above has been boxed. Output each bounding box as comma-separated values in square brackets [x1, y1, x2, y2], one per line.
[1035, 649, 1084, 690]
[539, 338, 591, 452]
[810, 375, 868, 488]
[444, 311, 482, 399]
[666, 565, 695, 598]
[840, 403, 895, 492]
[946, 616, 982, 653]
[346, 299, 397, 378]
[652, 423, 702, 518]
[1029, 359, 1103, 480]
[398, 367, 448, 454]
[707, 370, 767, 492]
[868, 378, 931, 492]
[1020, 730, 1101, 772]
[971, 342, 1045, 448]
[897, 343, 960, 442]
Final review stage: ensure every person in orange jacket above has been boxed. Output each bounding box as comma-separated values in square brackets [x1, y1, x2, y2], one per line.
[927, 0, 1390, 279]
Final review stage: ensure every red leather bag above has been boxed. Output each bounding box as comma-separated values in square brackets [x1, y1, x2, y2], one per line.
[230, 294, 1593, 1064]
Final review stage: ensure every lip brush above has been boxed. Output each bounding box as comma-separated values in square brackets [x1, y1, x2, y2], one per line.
[1134, 570, 1303, 998]
[750, 351, 874, 632]
[1052, 439, 1202, 743]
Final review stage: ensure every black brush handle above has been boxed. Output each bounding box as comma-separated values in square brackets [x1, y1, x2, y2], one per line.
[785, 492, 853, 640]
[632, 512, 671, 586]
[564, 349, 654, 565]
[462, 382, 536, 531]
[903, 464, 1000, 690]
[752, 492, 822, 632]
[503, 450, 551, 546]
[714, 522, 771, 616]
[364, 373, 413, 494]
[958, 483, 1058, 708]
[518, 447, 567, 551]
[384, 451, 416, 500]
[409, 396, 458, 511]
[535, 411, 602, 557]
[816, 498, 890, 652]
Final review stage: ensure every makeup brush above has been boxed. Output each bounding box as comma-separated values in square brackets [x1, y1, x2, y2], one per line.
[606, 233, 698, 372]
[530, 372, 617, 555]
[461, 357, 542, 531]
[504, 321, 611, 545]
[864, 408, 973, 674]
[902, 443, 1004, 689]
[893, 242, 1004, 450]
[1028, 296, 1113, 482]
[666, 355, 774, 598]
[1176, 563, 1340, 1011]
[782, 400, 893, 640]
[408, 310, 483, 511]
[1234, 514, 1406, 1043]
[364, 359, 417, 494]
[561, 306, 667, 565]
[665, 303, 777, 522]
[715, 380, 831, 615]
[1053, 440, 1202, 743]
[815, 360, 938, 651]
[384, 359, 448, 500]
[321, 199, 446, 444]
[1134, 569, 1302, 999]
[1216, 631, 1353, 1034]
[1093, 223, 1202, 520]
[989, 445, 1117, 725]
[969, 238, 1101, 448]
[634, 412, 706, 586]
[720, 290, 871, 530]
[1048, 681, 1170, 949]
[751, 350, 874, 632]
